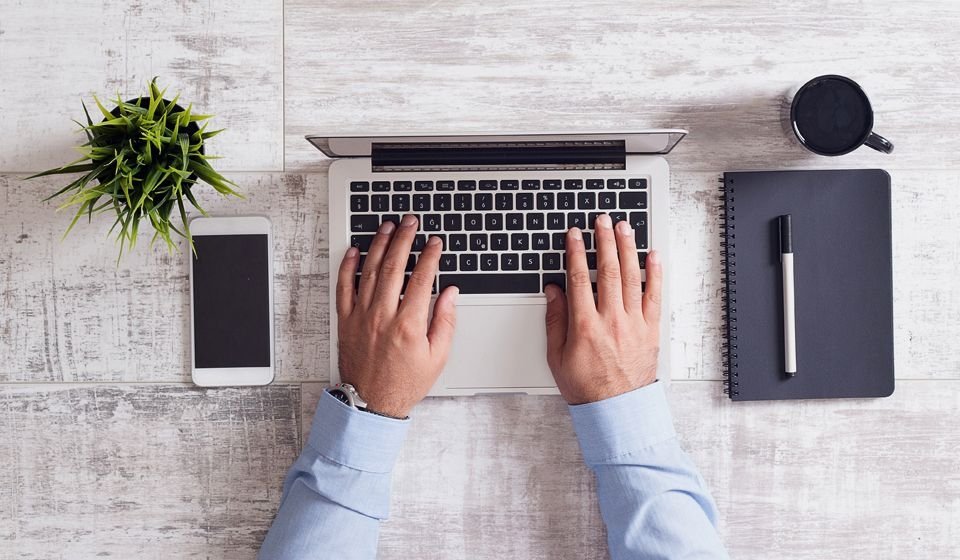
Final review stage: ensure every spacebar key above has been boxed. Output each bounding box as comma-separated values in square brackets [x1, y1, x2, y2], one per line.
[439, 274, 540, 294]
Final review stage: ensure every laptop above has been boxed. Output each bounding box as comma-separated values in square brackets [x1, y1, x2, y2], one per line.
[308, 131, 685, 396]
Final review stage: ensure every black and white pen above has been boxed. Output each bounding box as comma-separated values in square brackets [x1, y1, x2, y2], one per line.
[779, 214, 797, 377]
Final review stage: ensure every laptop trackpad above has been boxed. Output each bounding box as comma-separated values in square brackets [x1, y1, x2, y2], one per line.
[443, 303, 556, 390]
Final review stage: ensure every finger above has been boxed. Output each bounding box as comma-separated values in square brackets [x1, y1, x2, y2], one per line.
[372, 214, 419, 308]
[336, 246, 360, 318]
[615, 220, 644, 312]
[642, 249, 664, 325]
[544, 284, 568, 372]
[427, 285, 459, 358]
[565, 227, 597, 318]
[357, 220, 396, 308]
[593, 214, 624, 313]
[399, 235, 442, 325]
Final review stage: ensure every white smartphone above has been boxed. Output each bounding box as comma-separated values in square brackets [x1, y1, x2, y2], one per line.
[189, 216, 275, 386]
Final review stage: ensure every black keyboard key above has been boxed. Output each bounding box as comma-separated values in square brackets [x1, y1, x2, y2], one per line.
[586, 179, 604, 190]
[444, 214, 463, 231]
[423, 214, 442, 231]
[350, 195, 368, 213]
[470, 233, 488, 251]
[394, 181, 413, 191]
[607, 179, 626, 189]
[543, 273, 565, 292]
[532, 233, 550, 251]
[415, 181, 434, 191]
[638, 251, 647, 269]
[578, 192, 596, 209]
[526, 213, 545, 230]
[465, 214, 483, 231]
[619, 192, 648, 210]
[372, 181, 391, 192]
[536, 192, 555, 210]
[413, 194, 431, 212]
[500, 180, 519, 190]
[583, 232, 593, 250]
[506, 213, 524, 230]
[454, 194, 472, 211]
[350, 235, 374, 252]
[557, 193, 575, 210]
[630, 212, 649, 249]
[522, 180, 541, 190]
[495, 193, 513, 210]
[354, 273, 361, 290]
[457, 180, 477, 191]
[392, 194, 410, 212]
[522, 253, 540, 270]
[516, 193, 534, 211]
[491, 233, 508, 251]
[586, 251, 597, 269]
[564, 179, 583, 190]
[440, 254, 457, 271]
[412, 234, 427, 252]
[501, 253, 519, 270]
[382, 214, 400, 226]
[449, 234, 468, 251]
[459, 254, 478, 271]
[629, 178, 648, 189]
[511, 233, 529, 251]
[543, 179, 562, 190]
[433, 234, 447, 249]
[598, 192, 616, 209]
[440, 273, 540, 294]
[405, 254, 417, 272]
[485, 213, 504, 231]
[610, 212, 627, 225]
[350, 181, 370, 192]
[567, 212, 586, 229]
[371, 194, 389, 212]
[587, 212, 602, 228]
[547, 213, 565, 230]
[436, 180, 456, 191]
[543, 253, 562, 271]
[479, 180, 498, 191]
[481, 253, 498, 271]
[434, 193, 452, 211]
[475, 193, 493, 211]
[552, 232, 566, 250]
[351, 215, 379, 233]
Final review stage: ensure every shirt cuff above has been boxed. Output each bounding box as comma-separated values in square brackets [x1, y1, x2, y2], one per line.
[568, 381, 677, 466]
[306, 389, 411, 473]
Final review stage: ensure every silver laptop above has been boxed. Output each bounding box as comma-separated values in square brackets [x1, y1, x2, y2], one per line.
[309, 131, 685, 396]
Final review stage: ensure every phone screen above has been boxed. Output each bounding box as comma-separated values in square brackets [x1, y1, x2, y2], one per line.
[192, 234, 271, 368]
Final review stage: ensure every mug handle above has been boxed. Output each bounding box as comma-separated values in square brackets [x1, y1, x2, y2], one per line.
[865, 132, 894, 154]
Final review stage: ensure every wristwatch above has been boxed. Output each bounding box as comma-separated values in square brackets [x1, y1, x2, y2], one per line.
[328, 383, 407, 420]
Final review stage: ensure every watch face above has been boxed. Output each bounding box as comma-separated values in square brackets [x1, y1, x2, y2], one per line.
[330, 389, 350, 404]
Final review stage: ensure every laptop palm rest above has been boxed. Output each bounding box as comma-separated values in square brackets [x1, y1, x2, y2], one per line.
[442, 302, 556, 390]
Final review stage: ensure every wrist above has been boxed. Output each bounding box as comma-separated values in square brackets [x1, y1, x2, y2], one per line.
[330, 383, 409, 420]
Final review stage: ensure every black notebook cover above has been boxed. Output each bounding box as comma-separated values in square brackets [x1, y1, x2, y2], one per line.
[720, 170, 894, 401]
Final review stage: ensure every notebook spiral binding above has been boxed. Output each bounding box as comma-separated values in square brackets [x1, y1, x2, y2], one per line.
[718, 177, 738, 397]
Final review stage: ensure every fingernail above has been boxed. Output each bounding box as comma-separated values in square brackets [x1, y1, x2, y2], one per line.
[545, 286, 557, 302]
[616, 220, 632, 235]
[451, 286, 460, 299]
[597, 214, 612, 229]
[568, 227, 582, 241]
[379, 220, 395, 234]
[346, 247, 358, 258]
[427, 235, 442, 247]
[401, 214, 417, 227]
[648, 250, 659, 265]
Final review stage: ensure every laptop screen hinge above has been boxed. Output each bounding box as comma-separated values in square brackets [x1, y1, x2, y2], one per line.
[370, 140, 626, 172]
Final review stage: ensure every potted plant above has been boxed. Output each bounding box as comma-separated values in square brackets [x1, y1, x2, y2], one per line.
[29, 78, 241, 257]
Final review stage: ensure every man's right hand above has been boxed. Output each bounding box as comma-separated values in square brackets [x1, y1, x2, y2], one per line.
[543, 214, 664, 405]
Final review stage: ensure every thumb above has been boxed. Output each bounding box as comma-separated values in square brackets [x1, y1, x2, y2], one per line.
[544, 284, 568, 371]
[428, 286, 459, 357]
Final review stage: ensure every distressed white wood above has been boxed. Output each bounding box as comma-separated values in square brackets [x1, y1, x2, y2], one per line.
[0, 0, 283, 172]
[301, 380, 960, 560]
[0, 384, 300, 560]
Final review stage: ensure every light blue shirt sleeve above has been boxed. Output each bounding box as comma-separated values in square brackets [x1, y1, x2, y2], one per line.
[258, 390, 410, 560]
[569, 381, 730, 559]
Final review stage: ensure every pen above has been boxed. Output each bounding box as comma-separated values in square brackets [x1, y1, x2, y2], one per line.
[780, 214, 797, 377]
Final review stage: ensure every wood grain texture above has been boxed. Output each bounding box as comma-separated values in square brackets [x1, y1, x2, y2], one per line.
[0, 0, 283, 172]
[0, 172, 331, 382]
[283, 0, 960, 173]
[302, 380, 960, 560]
[0, 383, 300, 560]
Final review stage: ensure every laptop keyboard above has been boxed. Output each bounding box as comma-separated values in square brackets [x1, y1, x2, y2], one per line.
[348, 178, 650, 295]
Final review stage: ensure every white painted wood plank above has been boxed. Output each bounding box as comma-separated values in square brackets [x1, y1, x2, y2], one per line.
[283, 0, 960, 173]
[301, 380, 960, 560]
[0, 0, 283, 172]
[0, 383, 300, 560]
[0, 172, 331, 382]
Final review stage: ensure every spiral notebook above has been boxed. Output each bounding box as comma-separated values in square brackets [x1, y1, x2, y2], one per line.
[720, 170, 895, 401]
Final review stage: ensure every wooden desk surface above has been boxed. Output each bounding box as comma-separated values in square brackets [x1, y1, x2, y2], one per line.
[1, 1, 958, 558]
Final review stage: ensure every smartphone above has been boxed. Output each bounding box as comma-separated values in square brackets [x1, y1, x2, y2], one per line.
[189, 216, 275, 386]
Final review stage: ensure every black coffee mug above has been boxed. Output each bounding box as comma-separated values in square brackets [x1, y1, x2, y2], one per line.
[785, 75, 893, 156]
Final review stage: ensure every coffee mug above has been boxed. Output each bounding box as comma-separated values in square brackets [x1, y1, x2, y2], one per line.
[784, 75, 893, 156]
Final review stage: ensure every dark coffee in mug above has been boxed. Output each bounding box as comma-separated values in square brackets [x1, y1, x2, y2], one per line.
[786, 75, 893, 156]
